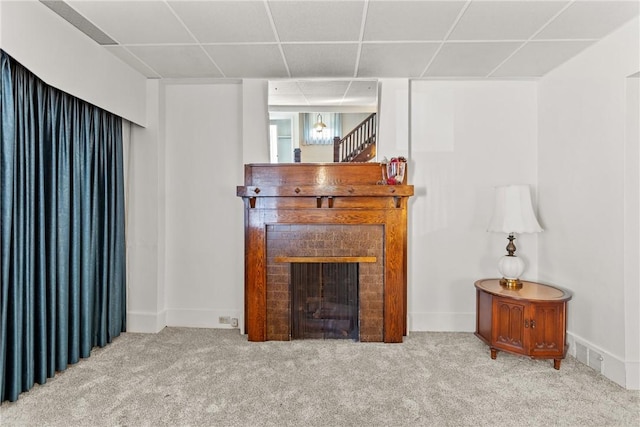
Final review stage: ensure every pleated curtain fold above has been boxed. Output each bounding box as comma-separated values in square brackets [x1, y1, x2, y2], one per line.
[0, 50, 126, 403]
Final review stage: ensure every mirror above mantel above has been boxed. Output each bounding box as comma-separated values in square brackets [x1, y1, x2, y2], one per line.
[268, 79, 378, 163]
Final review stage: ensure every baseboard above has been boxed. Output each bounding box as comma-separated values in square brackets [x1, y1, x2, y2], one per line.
[166, 308, 242, 329]
[567, 331, 639, 390]
[408, 312, 475, 332]
[127, 310, 166, 333]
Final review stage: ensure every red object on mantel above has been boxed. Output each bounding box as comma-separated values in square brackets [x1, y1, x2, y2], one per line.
[237, 163, 414, 343]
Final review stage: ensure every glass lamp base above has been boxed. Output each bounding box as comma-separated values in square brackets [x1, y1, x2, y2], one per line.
[497, 255, 525, 289]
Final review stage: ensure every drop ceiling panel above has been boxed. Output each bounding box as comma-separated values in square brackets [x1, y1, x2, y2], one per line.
[269, 95, 309, 106]
[298, 80, 351, 97]
[363, 1, 466, 41]
[283, 44, 359, 77]
[535, 0, 640, 40]
[204, 44, 287, 78]
[104, 46, 161, 78]
[68, 0, 194, 44]
[269, 80, 304, 96]
[268, 0, 364, 42]
[126, 45, 222, 78]
[425, 42, 521, 77]
[343, 80, 377, 106]
[345, 80, 377, 97]
[358, 43, 440, 77]
[169, 1, 275, 43]
[492, 40, 595, 77]
[449, 1, 569, 40]
[44, 0, 640, 81]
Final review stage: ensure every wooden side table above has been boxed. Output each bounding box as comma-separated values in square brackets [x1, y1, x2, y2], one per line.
[474, 278, 572, 369]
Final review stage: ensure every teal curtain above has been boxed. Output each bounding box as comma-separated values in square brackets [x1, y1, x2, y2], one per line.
[0, 50, 126, 403]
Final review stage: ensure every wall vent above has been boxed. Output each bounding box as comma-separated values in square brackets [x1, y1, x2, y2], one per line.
[575, 342, 588, 365]
[588, 349, 604, 373]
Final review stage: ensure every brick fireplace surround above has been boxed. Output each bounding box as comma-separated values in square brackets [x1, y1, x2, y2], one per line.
[237, 163, 413, 343]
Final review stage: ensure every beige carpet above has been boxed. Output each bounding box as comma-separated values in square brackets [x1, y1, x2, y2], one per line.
[1, 328, 638, 426]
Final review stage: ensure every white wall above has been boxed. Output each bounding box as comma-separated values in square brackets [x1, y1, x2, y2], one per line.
[538, 17, 640, 389]
[164, 82, 244, 328]
[127, 80, 166, 333]
[301, 144, 333, 163]
[409, 80, 539, 332]
[624, 75, 639, 389]
[0, 0, 146, 125]
[378, 79, 409, 161]
[242, 79, 270, 165]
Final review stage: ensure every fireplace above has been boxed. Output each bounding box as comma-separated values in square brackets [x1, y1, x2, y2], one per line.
[291, 262, 358, 340]
[237, 163, 413, 343]
[268, 224, 384, 342]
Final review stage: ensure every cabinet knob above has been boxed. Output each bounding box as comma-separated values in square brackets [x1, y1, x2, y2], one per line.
[524, 319, 529, 328]
[530, 320, 536, 329]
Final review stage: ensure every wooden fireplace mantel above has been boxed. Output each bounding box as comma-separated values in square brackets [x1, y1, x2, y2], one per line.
[237, 163, 414, 343]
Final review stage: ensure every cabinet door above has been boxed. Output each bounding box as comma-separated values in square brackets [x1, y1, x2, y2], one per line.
[529, 302, 566, 358]
[492, 298, 528, 355]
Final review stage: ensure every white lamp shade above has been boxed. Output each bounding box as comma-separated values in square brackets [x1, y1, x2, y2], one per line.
[487, 185, 543, 234]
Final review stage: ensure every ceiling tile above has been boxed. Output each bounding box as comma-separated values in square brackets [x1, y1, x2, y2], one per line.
[104, 45, 161, 78]
[126, 46, 222, 78]
[363, 1, 466, 41]
[203, 44, 288, 78]
[449, 1, 569, 40]
[345, 80, 378, 97]
[298, 80, 351, 97]
[268, 0, 364, 42]
[535, 0, 640, 40]
[425, 42, 521, 77]
[169, 1, 275, 43]
[358, 43, 439, 77]
[68, 0, 194, 44]
[269, 80, 304, 96]
[269, 94, 309, 106]
[343, 80, 378, 106]
[491, 40, 596, 77]
[283, 44, 359, 78]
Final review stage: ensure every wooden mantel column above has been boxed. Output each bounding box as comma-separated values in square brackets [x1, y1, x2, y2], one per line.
[237, 163, 414, 343]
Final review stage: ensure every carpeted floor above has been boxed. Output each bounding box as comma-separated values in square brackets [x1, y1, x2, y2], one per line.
[1, 328, 639, 426]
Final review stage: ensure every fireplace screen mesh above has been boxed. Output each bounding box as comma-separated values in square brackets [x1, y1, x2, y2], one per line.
[291, 263, 359, 340]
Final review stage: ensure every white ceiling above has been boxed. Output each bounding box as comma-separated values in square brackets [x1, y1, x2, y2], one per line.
[42, 0, 639, 106]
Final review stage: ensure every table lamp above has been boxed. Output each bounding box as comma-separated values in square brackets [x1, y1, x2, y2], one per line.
[487, 185, 542, 289]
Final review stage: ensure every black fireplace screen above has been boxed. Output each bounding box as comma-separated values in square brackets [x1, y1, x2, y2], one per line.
[291, 263, 359, 340]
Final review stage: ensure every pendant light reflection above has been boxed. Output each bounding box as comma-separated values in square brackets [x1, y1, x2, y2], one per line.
[314, 114, 327, 132]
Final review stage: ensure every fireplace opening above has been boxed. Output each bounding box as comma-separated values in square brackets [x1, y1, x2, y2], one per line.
[291, 263, 359, 340]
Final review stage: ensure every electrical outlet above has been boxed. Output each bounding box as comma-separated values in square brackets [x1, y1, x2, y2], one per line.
[231, 318, 238, 328]
[218, 316, 230, 324]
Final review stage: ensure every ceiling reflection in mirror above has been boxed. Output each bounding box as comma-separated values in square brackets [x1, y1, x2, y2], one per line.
[268, 80, 378, 163]
[269, 79, 378, 112]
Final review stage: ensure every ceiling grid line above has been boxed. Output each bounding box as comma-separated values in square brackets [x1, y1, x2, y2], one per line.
[163, 0, 226, 78]
[419, 1, 472, 78]
[39, 0, 639, 90]
[353, 0, 371, 78]
[263, 0, 292, 78]
[486, 0, 578, 78]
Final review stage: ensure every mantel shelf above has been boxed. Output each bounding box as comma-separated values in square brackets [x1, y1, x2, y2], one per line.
[275, 256, 377, 263]
[237, 184, 414, 198]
